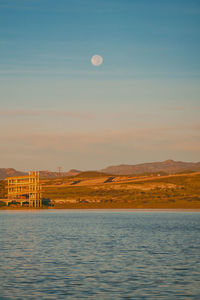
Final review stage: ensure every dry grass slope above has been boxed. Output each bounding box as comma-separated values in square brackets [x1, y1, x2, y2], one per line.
[42, 172, 200, 209]
[1, 172, 200, 209]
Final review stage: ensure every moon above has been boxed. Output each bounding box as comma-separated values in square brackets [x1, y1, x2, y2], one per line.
[91, 54, 103, 66]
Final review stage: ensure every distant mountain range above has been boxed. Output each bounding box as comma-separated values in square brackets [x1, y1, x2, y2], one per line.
[1, 160, 200, 180]
[0, 168, 27, 180]
[0, 169, 81, 180]
[101, 160, 200, 175]
[38, 169, 81, 178]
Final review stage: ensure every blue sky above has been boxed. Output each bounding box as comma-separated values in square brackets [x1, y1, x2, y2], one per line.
[0, 0, 200, 171]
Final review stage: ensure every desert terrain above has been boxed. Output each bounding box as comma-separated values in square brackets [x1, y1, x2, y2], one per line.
[1, 170, 199, 209]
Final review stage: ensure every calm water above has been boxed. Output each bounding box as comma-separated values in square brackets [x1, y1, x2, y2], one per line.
[0, 210, 200, 299]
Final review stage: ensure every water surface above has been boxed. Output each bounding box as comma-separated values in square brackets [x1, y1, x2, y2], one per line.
[0, 210, 200, 299]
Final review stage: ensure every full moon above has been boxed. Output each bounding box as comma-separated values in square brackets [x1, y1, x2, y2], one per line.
[91, 54, 103, 66]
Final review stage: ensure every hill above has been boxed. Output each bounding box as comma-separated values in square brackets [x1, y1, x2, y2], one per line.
[0, 168, 81, 180]
[101, 160, 200, 175]
[39, 169, 81, 178]
[1, 159, 200, 179]
[1, 171, 200, 209]
[74, 171, 107, 178]
[41, 171, 200, 209]
[0, 168, 27, 180]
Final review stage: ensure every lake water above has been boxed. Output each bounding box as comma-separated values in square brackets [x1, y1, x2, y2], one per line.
[0, 210, 200, 299]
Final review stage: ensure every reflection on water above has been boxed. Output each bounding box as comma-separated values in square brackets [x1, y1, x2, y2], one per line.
[0, 210, 200, 299]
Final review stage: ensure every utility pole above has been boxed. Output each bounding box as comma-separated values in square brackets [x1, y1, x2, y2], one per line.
[58, 166, 62, 176]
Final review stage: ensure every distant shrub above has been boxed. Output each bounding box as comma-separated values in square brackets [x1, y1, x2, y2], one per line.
[42, 198, 51, 206]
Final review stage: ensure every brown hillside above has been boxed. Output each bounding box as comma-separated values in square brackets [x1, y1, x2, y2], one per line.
[0, 168, 27, 180]
[101, 160, 200, 175]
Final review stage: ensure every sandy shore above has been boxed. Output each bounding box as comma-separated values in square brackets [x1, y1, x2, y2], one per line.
[1, 204, 200, 212]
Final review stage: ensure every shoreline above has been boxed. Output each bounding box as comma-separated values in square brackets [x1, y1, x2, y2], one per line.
[1, 206, 200, 212]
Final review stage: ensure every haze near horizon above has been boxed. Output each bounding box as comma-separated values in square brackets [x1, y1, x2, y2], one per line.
[0, 0, 199, 171]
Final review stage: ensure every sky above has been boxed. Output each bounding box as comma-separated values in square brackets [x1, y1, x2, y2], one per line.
[0, 0, 200, 171]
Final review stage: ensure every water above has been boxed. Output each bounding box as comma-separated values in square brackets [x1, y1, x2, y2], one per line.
[0, 210, 200, 299]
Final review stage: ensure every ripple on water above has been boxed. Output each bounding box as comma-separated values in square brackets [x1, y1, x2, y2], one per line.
[0, 211, 200, 299]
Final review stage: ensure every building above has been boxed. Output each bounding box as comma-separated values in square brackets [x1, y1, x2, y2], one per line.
[6, 171, 42, 207]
